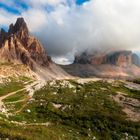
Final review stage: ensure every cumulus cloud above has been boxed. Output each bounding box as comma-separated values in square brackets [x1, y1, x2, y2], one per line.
[0, 0, 140, 64]
[22, 9, 48, 32]
[0, 9, 17, 26]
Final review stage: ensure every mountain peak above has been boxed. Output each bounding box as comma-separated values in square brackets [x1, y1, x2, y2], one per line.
[8, 17, 29, 35]
[8, 18, 29, 46]
[0, 17, 51, 70]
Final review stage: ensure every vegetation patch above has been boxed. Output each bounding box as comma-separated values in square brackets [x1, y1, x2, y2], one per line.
[0, 80, 139, 140]
[3, 90, 29, 103]
[0, 81, 24, 97]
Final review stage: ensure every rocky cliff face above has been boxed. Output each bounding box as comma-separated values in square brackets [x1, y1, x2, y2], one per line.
[62, 50, 140, 79]
[0, 18, 51, 70]
[74, 51, 140, 67]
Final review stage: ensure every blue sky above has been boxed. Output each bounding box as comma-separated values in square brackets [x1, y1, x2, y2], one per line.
[0, 0, 28, 15]
[76, 0, 90, 5]
[0, 3, 20, 14]
[0, 0, 89, 15]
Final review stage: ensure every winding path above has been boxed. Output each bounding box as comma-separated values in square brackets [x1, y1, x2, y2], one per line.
[0, 79, 46, 112]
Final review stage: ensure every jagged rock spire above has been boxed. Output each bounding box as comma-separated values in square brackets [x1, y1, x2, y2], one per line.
[8, 18, 29, 46]
[0, 17, 51, 70]
[0, 18, 29, 47]
[8, 17, 29, 35]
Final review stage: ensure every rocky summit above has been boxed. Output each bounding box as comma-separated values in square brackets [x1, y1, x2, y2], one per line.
[74, 50, 140, 67]
[0, 18, 51, 70]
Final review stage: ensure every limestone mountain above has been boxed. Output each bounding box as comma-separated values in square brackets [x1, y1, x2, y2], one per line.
[74, 51, 140, 67]
[0, 18, 51, 70]
[62, 50, 140, 79]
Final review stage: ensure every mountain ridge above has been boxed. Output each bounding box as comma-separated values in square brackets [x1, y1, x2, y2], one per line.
[74, 50, 140, 67]
[62, 50, 140, 79]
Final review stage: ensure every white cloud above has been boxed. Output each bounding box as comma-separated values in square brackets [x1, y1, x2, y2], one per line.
[41, 0, 140, 57]
[52, 56, 73, 65]
[0, 0, 140, 64]
[25, 0, 66, 7]
[0, 9, 17, 26]
[22, 9, 48, 32]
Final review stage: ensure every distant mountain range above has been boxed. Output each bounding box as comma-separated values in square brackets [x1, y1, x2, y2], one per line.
[62, 50, 140, 79]
[74, 50, 140, 67]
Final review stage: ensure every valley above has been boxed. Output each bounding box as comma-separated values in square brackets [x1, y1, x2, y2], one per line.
[0, 77, 139, 140]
